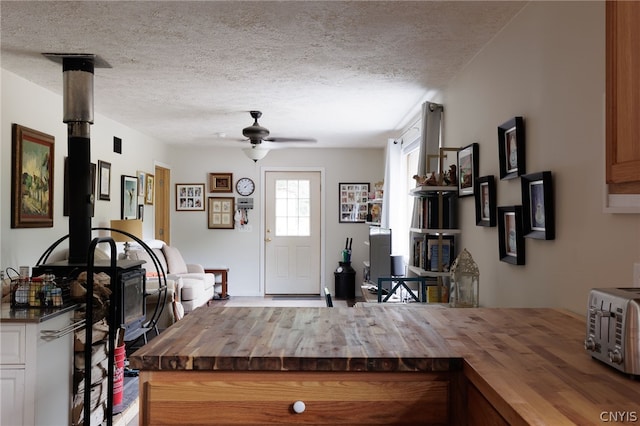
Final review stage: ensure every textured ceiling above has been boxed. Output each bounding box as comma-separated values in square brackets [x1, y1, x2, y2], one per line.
[1, 1, 525, 149]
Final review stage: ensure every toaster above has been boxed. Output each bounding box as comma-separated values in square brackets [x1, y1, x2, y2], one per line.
[585, 288, 640, 376]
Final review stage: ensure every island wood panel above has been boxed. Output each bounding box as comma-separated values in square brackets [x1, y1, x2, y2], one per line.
[130, 306, 459, 373]
[139, 371, 451, 425]
[466, 381, 508, 426]
[131, 306, 640, 425]
[423, 308, 640, 426]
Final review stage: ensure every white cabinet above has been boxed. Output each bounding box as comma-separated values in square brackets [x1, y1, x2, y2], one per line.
[1, 310, 75, 425]
[1, 368, 26, 424]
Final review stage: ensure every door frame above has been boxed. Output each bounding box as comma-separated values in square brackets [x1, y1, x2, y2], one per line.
[260, 166, 325, 296]
[154, 161, 171, 244]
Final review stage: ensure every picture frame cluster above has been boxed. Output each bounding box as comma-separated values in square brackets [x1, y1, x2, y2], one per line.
[461, 116, 555, 266]
[8, 123, 239, 231]
[175, 172, 237, 230]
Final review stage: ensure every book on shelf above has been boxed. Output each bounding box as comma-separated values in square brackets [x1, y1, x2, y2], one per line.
[429, 243, 450, 271]
[413, 234, 455, 272]
[415, 193, 458, 229]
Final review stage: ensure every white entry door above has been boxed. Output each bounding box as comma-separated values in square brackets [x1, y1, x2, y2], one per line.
[264, 171, 321, 295]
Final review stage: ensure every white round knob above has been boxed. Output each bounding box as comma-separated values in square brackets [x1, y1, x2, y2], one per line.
[292, 400, 306, 414]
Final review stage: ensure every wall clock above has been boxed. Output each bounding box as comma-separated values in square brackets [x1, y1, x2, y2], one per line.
[236, 177, 255, 196]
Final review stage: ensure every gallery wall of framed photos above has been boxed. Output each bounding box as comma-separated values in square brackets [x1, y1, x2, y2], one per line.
[464, 115, 555, 267]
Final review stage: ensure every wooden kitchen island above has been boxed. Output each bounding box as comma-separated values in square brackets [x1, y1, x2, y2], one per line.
[129, 306, 640, 425]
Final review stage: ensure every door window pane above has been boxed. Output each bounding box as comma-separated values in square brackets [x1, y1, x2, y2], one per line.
[275, 179, 311, 236]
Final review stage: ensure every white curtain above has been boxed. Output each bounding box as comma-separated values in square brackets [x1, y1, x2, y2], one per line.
[381, 101, 442, 259]
[380, 138, 400, 231]
[411, 102, 443, 228]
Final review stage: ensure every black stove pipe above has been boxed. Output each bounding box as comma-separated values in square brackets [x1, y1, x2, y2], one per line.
[62, 56, 94, 264]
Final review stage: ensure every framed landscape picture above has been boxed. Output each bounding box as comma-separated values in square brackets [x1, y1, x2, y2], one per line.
[176, 183, 205, 211]
[11, 124, 55, 228]
[208, 197, 235, 229]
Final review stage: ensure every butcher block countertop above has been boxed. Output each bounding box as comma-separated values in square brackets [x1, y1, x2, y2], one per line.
[130, 305, 640, 425]
[130, 305, 459, 372]
[422, 307, 640, 425]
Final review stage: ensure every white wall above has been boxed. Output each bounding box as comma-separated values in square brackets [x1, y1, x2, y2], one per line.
[1, 69, 170, 270]
[167, 146, 384, 296]
[1, 69, 385, 296]
[443, 1, 640, 314]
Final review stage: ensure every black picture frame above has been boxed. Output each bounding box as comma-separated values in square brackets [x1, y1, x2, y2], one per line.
[121, 175, 138, 220]
[457, 142, 478, 197]
[498, 205, 525, 265]
[474, 175, 496, 227]
[339, 182, 370, 223]
[98, 160, 111, 201]
[498, 116, 525, 180]
[521, 171, 555, 240]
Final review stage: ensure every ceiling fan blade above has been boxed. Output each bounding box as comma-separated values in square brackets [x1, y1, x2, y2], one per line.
[264, 137, 317, 143]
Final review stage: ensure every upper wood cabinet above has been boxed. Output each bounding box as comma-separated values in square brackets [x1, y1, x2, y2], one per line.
[606, 1, 640, 193]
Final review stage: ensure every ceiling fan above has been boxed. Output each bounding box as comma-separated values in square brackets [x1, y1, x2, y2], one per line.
[241, 110, 317, 145]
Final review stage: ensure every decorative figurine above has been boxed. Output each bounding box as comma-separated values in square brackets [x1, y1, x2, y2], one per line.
[444, 164, 457, 186]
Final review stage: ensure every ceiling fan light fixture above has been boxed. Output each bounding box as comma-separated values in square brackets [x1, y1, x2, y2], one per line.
[242, 124, 270, 140]
[243, 145, 270, 162]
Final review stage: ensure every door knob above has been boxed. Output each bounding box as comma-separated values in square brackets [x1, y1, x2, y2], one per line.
[265, 237, 272, 242]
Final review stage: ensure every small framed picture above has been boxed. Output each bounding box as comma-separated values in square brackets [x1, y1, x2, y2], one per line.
[176, 183, 205, 211]
[474, 175, 496, 227]
[145, 173, 155, 205]
[121, 175, 138, 220]
[339, 182, 370, 223]
[521, 171, 555, 240]
[498, 205, 525, 265]
[209, 173, 233, 193]
[457, 143, 478, 197]
[208, 197, 235, 229]
[498, 116, 525, 180]
[137, 170, 146, 197]
[98, 160, 111, 201]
